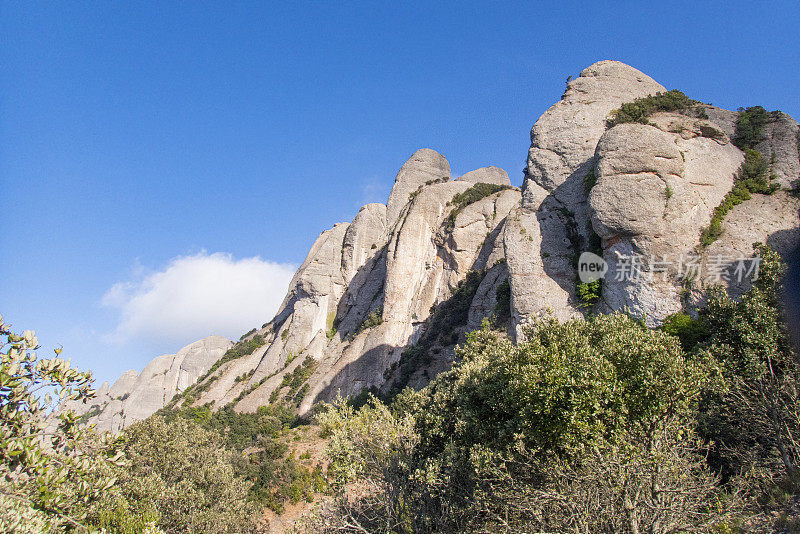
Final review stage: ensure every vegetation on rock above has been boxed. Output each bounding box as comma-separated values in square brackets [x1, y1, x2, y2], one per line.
[700, 149, 778, 246]
[385, 269, 488, 396]
[606, 89, 704, 127]
[443, 183, 511, 231]
[733, 105, 771, 151]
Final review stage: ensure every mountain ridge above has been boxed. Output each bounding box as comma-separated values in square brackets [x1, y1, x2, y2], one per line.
[74, 60, 800, 433]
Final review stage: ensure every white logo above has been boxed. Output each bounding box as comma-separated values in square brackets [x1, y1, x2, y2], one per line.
[578, 252, 607, 283]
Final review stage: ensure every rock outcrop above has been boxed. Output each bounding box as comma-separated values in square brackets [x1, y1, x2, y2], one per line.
[590, 117, 742, 323]
[74, 60, 800, 431]
[68, 336, 231, 433]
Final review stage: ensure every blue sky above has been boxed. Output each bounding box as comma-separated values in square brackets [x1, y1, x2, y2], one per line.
[2, 1, 799, 386]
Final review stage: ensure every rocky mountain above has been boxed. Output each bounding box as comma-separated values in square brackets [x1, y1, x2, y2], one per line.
[65, 336, 232, 433]
[75, 60, 800, 432]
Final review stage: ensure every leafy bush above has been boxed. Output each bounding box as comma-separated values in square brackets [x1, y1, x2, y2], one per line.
[274, 356, 318, 403]
[576, 278, 601, 308]
[313, 314, 732, 533]
[0, 315, 125, 531]
[117, 416, 257, 533]
[443, 183, 512, 231]
[309, 248, 793, 532]
[607, 90, 702, 127]
[415, 315, 706, 460]
[582, 167, 597, 194]
[698, 244, 800, 488]
[492, 278, 511, 326]
[733, 105, 770, 150]
[325, 312, 337, 339]
[659, 311, 709, 352]
[153, 403, 322, 515]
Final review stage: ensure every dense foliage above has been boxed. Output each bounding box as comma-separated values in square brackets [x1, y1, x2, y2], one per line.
[109, 416, 256, 534]
[157, 402, 325, 514]
[606, 89, 704, 127]
[311, 243, 799, 533]
[698, 244, 800, 487]
[733, 105, 771, 151]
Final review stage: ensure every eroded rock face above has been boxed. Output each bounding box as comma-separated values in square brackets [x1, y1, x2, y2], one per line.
[457, 166, 511, 186]
[342, 203, 387, 283]
[590, 117, 742, 324]
[697, 192, 800, 300]
[523, 60, 665, 209]
[504, 61, 668, 334]
[757, 112, 800, 189]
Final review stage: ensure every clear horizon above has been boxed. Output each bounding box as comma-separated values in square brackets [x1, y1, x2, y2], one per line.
[3, 1, 799, 386]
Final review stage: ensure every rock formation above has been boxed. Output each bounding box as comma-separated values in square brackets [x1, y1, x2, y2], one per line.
[74, 60, 800, 432]
[66, 336, 231, 433]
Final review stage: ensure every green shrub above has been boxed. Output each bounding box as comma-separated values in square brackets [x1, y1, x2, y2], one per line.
[415, 314, 706, 459]
[325, 312, 337, 339]
[733, 106, 770, 150]
[119, 416, 256, 533]
[0, 315, 124, 531]
[583, 167, 597, 194]
[315, 315, 726, 533]
[358, 307, 383, 333]
[274, 356, 318, 403]
[659, 312, 708, 352]
[444, 183, 512, 231]
[199, 335, 265, 383]
[576, 279, 602, 308]
[607, 90, 702, 127]
[152, 404, 319, 515]
[492, 278, 511, 326]
[697, 244, 800, 487]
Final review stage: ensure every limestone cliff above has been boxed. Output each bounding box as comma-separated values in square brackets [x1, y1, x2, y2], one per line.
[76, 61, 800, 431]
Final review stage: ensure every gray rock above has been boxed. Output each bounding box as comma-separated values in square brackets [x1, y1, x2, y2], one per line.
[757, 112, 800, 189]
[523, 60, 665, 210]
[590, 118, 742, 325]
[73, 335, 232, 433]
[456, 166, 511, 186]
[342, 203, 387, 283]
[696, 191, 800, 300]
[386, 149, 451, 228]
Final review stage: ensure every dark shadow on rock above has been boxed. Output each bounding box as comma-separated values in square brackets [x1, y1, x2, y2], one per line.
[312, 342, 399, 404]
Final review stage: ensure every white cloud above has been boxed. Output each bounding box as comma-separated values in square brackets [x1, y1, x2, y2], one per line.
[102, 252, 296, 347]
